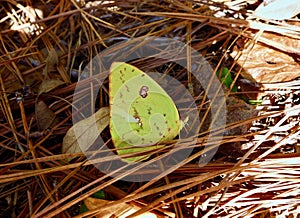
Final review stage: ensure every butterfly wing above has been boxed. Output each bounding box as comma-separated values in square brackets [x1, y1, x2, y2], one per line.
[109, 62, 181, 161]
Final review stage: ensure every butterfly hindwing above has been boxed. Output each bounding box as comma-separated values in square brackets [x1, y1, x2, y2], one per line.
[109, 62, 181, 162]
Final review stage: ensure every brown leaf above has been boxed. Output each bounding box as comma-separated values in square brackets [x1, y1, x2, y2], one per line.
[225, 95, 258, 136]
[83, 197, 158, 218]
[6, 71, 41, 93]
[42, 48, 59, 76]
[62, 107, 109, 160]
[35, 101, 59, 130]
[199, 94, 257, 136]
[38, 79, 64, 94]
[231, 33, 300, 83]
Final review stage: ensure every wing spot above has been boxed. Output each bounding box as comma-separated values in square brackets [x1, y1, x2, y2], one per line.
[139, 86, 149, 98]
[133, 107, 143, 127]
[154, 123, 160, 131]
[147, 107, 152, 115]
[119, 70, 125, 77]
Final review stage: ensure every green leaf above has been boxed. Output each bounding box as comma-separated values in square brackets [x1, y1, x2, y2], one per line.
[245, 97, 263, 105]
[216, 67, 237, 92]
[79, 203, 89, 214]
[92, 190, 105, 199]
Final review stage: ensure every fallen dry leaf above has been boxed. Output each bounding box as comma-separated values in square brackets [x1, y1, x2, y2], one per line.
[42, 47, 59, 76]
[232, 33, 300, 83]
[83, 197, 158, 218]
[38, 79, 64, 95]
[35, 100, 59, 130]
[62, 107, 109, 160]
